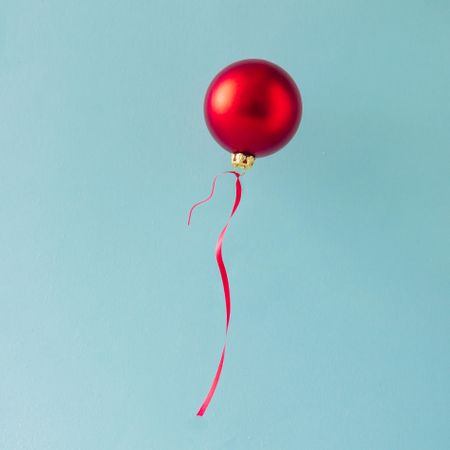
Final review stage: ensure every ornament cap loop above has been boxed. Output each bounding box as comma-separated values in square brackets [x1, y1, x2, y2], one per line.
[231, 153, 255, 170]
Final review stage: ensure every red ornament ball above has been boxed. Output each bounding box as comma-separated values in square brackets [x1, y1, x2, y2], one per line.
[204, 59, 302, 158]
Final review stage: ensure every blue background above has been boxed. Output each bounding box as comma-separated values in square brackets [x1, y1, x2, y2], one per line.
[1, 1, 449, 449]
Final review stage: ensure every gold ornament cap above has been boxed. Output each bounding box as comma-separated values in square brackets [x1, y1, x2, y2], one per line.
[231, 153, 255, 169]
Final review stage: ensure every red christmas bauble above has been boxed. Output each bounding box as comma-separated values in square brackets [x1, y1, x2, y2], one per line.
[204, 59, 302, 158]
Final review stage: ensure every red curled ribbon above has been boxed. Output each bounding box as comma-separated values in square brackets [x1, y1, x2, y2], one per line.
[188, 171, 242, 416]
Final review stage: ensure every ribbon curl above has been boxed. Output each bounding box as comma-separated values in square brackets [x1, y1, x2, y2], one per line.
[188, 171, 242, 416]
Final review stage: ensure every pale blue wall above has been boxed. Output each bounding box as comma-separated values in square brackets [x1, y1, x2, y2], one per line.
[1, 1, 449, 449]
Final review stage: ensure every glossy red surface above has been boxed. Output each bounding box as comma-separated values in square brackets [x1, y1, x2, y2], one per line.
[204, 59, 302, 158]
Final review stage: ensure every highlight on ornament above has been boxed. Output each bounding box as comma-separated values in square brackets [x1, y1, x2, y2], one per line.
[188, 59, 302, 416]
